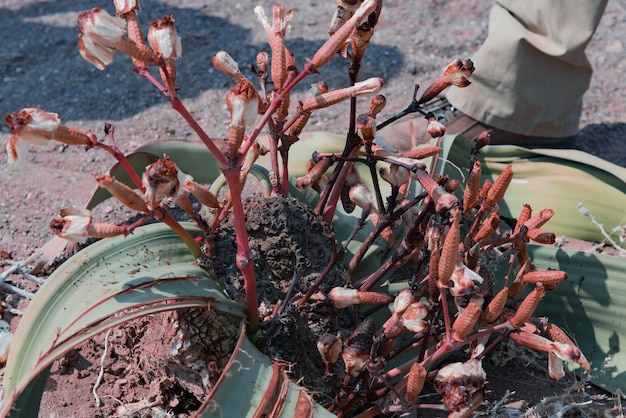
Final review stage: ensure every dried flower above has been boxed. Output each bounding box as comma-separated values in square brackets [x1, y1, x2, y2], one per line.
[349, 0, 382, 61]
[442, 58, 475, 87]
[545, 323, 590, 372]
[142, 156, 187, 210]
[5, 135, 22, 165]
[310, 0, 378, 69]
[356, 113, 376, 143]
[225, 80, 260, 155]
[317, 334, 342, 367]
[49, 208, 127, 243]
[401, 301, 429, 333]
[49, 208, 92, 243]
[227, 82, 260, 129]
[348, 183, 374, 211]
[213, 51, 245, 82]
[5, 108, 60, 145]
[426, 116, 446, 138]
[418, 58, 475, 104]
[392, 289, 415, 316]
[434, 359, 486, 413]
[548, 351, 565, 380]
[5, 108, 93, 164]
[328, 287, 393, 308]
[77, 8, 127, 70]
[78, 7, 156, 70]
[368, 94, 386, 118]
[256, 51, 269, 73]
[379, 164, 410, 188]
[342, 319, 374, 377]
[449, 262, 485, 298]
[113, 0, 140, 16]
[329, 0, 361, 36]
[147, 15, 182, 60]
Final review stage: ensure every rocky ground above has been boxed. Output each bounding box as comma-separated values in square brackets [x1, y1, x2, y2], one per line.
[0, 0, 625, 416]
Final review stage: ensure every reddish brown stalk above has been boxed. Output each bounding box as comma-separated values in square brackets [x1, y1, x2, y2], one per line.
[322, 147, 362, 224]
[223, 168, 259, 332]
[92, 140, 144, 191]
[170, 98, 228, 169]
[384, 321, 513, 384]
[348, 195, 425, 278]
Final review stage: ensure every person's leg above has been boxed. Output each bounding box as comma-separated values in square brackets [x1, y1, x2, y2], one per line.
[377, 0, 608, 151]
[446, 0, 608, 138]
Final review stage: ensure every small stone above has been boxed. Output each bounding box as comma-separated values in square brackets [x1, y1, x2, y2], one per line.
[605, 40, 623, 54]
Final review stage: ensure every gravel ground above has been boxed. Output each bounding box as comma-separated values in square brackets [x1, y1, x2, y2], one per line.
[0, 1, 625, 415]
[1, 0, 624, 260]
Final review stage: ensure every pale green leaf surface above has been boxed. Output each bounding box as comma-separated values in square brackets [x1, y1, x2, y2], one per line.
[523, 245, 626, 394]
[199, 323, 334, 417]
[443, 135, 626, 244]
[2, 223, 245, 416]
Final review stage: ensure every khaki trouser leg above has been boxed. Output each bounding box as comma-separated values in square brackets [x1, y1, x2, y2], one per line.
[446, 0, 607, 138]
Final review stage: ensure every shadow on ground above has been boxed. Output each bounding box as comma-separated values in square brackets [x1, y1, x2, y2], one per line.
[576, 122, 626, 167]
[0, 0, 404, 127]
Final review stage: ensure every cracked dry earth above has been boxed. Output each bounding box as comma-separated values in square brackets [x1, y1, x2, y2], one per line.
[0, 0, 625, 417]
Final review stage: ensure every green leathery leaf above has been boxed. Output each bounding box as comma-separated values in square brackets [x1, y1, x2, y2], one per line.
[197, 323, 335, 417]
[494, 244, 626, 394]
[436, 134, 626, 244]
[1, 222, 245, 417]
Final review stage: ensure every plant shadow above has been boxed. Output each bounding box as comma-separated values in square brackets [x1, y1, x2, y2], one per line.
[0, 0, 404, 126]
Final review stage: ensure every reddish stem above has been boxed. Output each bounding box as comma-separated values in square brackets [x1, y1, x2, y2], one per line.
[239, 65, 314, 158]
[170, 98, 228, 169]
[223, 168, 260, 332]
[137, 55, 259, 331]
[136, 66, 169, 96]
[322, 145, 361, 223]
[93, 141, 144, 191]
